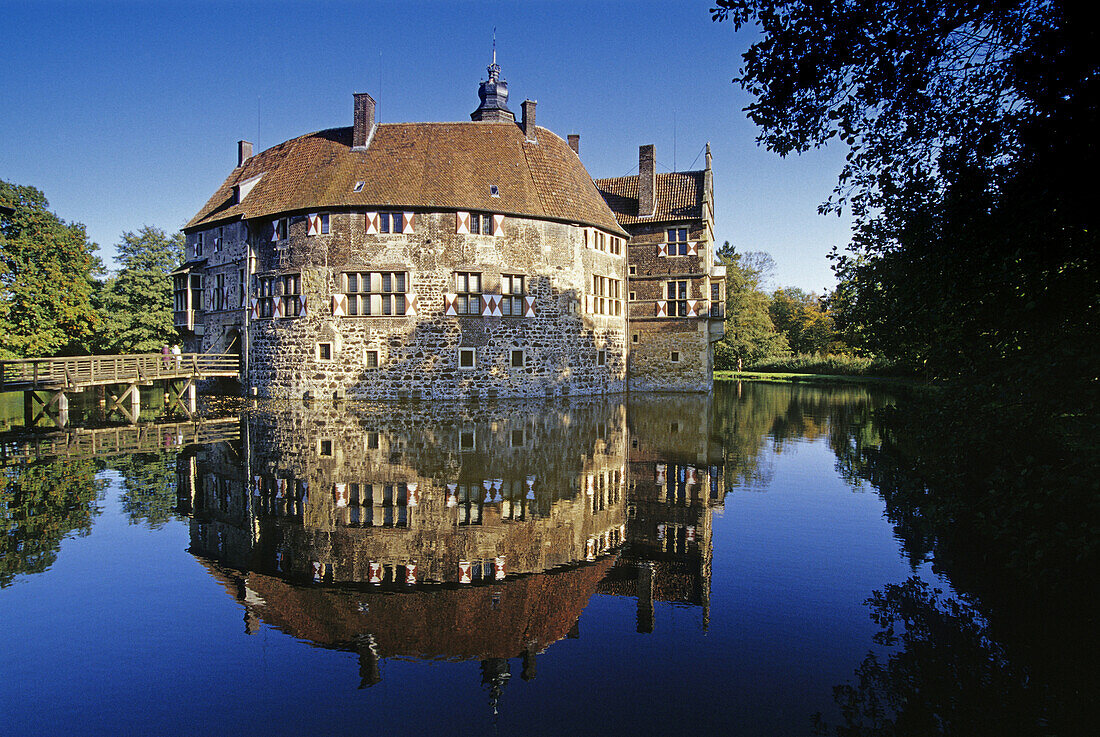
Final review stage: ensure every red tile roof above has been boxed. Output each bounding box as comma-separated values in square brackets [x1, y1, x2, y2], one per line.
[594, 171, 705, 225]
[186, 122, 626, 235]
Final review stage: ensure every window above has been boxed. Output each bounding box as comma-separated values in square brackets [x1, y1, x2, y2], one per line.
[174, 275, 188, 313]
[711, 282, 723, 317]
[666, 280, 688, 317]
[670, 351, 681, 363]
[353, 181, 365, 192]
[257, 276, 274, 318]
[629, 265, 637, 275]
[345, 272, 408, 316]
[282, 273, 302, 317]
[365, 350, 380, 368]
[238, 269, 246, 308]
[321, 213, 330, 234]
[318, 439, 333, 457]
[193, 233, 203, 258]
[213, 230, 222, 253]
[597, 349, 607, 366]
[632, 333, 639, 344]
[611, 236, 622, 255]
[629, 291, 636, 301]
[469, 213, 495, 235]
[511, 349, 524, 368]
[190, 274, 204, 311]
[459, 348, 476, 369]
[454, 272, 481, 315]
[460, 430, 476, 451]
[318, 343, 333, 361]
[212, 273, 226, 311]
[591, 275, 623, 316]
[511, 429, 525, 447]
[489, 184, 500, 197]
[501, 274, 525, 316]
[379, 212, 403, 233]
[273, 218, 288, 241]
[667, 228, 689, 256]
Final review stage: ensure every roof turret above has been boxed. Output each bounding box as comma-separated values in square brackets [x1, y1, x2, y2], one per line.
[470, 40, 514, 122]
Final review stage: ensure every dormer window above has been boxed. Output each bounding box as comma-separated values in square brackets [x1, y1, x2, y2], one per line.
[353, 181, 365, 192]
[489, 185, 500, 197]
[194, 233, 203, 258]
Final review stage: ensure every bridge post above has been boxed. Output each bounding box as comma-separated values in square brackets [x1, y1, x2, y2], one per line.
[130, 383, 141, 424]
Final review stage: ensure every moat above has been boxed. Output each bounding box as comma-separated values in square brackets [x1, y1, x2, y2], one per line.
[0, 382, 1086, 735]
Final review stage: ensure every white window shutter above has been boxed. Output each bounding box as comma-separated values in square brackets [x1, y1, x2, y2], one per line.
[298, 295, 308, 317]
[523, 295, 536, 317]
[402, 212, 415, 234]
[364, 212, 378, 235]
[269, 223, 278, 242]
[657, 243, 668, 258]
[307, 214, 319, 236]
[405, 292, 418, 317]
[656, 300, 667, 317]
[331, 294, 347, 317]
[456, 212, 470, 234]
[443, 293, 457, 316]
[249, 298, 259, 320]
[492, 213, 505, 236]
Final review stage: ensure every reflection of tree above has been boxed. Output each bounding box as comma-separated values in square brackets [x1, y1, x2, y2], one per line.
[0, 459, 103, 587]
[813, 578, 1046, 737]
[109, 450, 181, 529]
[712, 381, 887, 491]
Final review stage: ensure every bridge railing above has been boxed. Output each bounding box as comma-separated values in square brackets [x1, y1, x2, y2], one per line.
[0, 353, 239, 391]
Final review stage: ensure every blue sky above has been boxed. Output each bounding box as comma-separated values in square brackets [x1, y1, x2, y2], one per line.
[1, 0, 852, 292]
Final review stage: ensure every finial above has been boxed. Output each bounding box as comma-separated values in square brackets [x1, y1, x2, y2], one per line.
[488, 28, 501, 81]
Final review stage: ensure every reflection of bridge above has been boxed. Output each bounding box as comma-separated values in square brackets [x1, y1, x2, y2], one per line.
[0, 353, 239, 427]
[0, 417, 240, 467]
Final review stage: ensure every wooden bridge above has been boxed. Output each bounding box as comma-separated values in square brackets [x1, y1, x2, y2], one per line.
[0, 417, 241, 467]
[0, 353, 239, 427]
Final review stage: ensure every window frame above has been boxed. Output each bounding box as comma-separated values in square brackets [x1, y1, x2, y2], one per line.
[458, 347, 476, 369]
[454, 272, 482, 315]
[667, 227, 689, 256]
[344, 271, 408, 316]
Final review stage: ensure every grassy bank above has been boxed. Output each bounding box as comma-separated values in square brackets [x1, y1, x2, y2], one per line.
[714, 370, 927, 388]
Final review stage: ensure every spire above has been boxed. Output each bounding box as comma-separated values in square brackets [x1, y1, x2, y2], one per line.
[471, 32, 515, 122]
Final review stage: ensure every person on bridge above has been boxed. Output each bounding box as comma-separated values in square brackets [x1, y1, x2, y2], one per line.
[171, 344, 182, 369]
[161, 344, 171, 369]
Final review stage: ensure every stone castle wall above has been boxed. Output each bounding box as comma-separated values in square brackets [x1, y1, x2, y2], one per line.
[246, 211, 628, 400]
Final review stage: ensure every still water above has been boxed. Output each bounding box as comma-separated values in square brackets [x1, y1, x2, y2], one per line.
[0, 382, 1054, 735]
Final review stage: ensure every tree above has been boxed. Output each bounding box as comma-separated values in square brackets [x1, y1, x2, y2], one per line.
[712, 1, 1098, 417]
[769, 287, 838, 355]
[96, 226, 183, 353]
[0, 180, 99, 358]
[715, 242, 788, 367]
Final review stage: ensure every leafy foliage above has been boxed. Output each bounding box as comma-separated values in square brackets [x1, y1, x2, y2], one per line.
[108, 451, 183, 529]
[95, 226, 183, 353]
[716, 242, 788, 366]
[712, 1, 1099, 421]
[0, 180, 100, 357]
[0, 459, 104, 587]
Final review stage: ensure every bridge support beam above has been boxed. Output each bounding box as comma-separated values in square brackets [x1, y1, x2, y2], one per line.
[24, 390, 69, 429]
[105, 382, 140, 424]
[166, 378, 196, 419]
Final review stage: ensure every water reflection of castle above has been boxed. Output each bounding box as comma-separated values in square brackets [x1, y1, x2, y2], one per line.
[178, 394, 725, 690]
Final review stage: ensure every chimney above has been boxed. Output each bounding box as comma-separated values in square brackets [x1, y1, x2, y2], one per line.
[353, 92, 376, 150]
[638, 144, 656, 218]
[521, 99, 537, 141]
[237, 140, 253, 167]
[568, 134, 580, 154]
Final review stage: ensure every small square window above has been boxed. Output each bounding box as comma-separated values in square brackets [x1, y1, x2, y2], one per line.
[597, 349, 607, 366]
[459, 348, 476, 369]
[511, 349, 524, 368]
[670, 351, 680, 363]
[629, 265, 637, 275]
[366, 432, 380, 450]
[629, 291, 636, 301]
[489, 184, 500, 197]
[318, 439, 333, 456]
[365, 350, 379, 368]
[511, 429, 525, 447]
[632, 333, 639, 344]
[460, 430, 475, 451]
[670, 422, 680, 434]
[318, 343, 333, 361]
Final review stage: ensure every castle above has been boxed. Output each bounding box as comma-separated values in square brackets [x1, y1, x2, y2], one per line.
[176, 59, 724, 398]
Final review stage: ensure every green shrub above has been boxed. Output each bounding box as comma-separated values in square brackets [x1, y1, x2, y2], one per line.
[745, 353, 909, 376]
